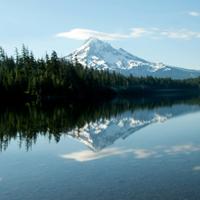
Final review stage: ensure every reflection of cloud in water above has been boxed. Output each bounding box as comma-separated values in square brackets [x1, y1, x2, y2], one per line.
[61, 144, 200, 162]
[193, 166, 200, 171]
[61, 148, 132, 162]
[164, 144, 200, 155]
[132, 149, 156, 159]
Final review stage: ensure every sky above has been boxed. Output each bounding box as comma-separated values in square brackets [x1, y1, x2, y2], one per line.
[0, 0, 200, 69]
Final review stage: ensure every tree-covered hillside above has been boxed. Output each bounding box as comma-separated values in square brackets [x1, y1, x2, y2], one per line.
[0, 46, 200, 101]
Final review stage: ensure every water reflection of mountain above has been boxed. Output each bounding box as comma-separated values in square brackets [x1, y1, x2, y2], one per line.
[0, 96, 200, 151]
[68, 104, 200, 151]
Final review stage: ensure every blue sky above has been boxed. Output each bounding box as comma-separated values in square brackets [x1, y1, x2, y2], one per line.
[0, 0, 200, 69]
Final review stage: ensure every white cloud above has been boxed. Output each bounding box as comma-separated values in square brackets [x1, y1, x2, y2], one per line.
[130, 28, 149, 38]
[56, 28, 200, 41]
[188, 11, 200, 17]
[56, 28, 129, 41]
[132, 28, 200, 40]
[160, 29, 200, 39]
[56, 27, 151, 40]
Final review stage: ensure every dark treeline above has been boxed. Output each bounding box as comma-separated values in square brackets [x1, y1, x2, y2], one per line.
[0, 46, 200, 101]
[0, 95, 200, 151]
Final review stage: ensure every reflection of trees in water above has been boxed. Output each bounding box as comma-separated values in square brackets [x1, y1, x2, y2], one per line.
[0, 95, 200, 151]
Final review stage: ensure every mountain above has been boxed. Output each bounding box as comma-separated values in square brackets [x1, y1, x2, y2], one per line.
[67, 104, 200, 151]
[66, 38, 200, 79]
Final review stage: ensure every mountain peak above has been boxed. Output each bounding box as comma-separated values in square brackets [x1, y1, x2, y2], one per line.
[83, 37, 113, 50]
[66, 39, 200, 79]
[84, 37, 105, 44]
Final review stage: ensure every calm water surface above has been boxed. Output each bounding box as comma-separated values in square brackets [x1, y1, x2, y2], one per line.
[0, 97, 200, 200]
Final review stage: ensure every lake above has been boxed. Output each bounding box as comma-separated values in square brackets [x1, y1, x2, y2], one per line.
[0, 96, 200, 200]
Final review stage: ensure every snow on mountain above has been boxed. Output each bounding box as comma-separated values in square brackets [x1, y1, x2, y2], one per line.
[66, 38, 200, 79]
[67, 104, 200, 151]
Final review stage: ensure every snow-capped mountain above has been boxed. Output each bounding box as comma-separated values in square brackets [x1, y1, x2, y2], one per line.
[67, 104, 200, 151]
[66, 38, 200, 79]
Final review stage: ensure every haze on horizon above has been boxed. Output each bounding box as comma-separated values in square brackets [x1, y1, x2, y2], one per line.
[0, 0, 200, 69]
